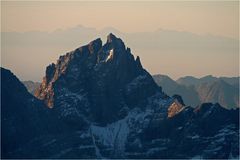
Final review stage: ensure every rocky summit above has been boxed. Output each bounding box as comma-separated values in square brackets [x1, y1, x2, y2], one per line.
[35, 33, 161, 125]
[1, 34, 239, 159]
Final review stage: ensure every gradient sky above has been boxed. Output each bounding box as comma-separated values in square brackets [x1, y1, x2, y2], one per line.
[1, 1, 239, 81]
[2, 1, 239, 38]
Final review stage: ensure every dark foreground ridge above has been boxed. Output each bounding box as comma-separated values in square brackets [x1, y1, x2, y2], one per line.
[1, 34, 239, 159]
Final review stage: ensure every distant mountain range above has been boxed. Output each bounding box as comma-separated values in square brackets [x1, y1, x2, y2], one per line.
[177, 75, 239, 87]
[22, 81, 41, 94]
[2, 34, 239, 159]
[153, 75, 239, 109]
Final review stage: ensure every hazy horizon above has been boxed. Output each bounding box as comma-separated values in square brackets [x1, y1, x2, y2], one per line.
[1, 1, 239, 81]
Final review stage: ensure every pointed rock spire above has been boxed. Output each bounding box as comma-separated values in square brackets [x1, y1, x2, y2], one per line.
[88, 38, 102, 53]
[45, 63, 56, 84]
[135, 56, 142, 69]
[107, 33, 117, 43]
[106, 33, 125, 49]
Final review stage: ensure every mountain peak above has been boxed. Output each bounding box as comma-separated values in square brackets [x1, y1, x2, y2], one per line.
[107, 33, 117, 42]
[106, 33, 125, 49]
[35, 34, 160, 124]
[135, 56, 142, 69]
[88, 38, 102, 53]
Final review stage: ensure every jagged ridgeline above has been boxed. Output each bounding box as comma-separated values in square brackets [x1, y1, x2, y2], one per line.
[1, 34, 239, 159]
[35, 33, 161, 124]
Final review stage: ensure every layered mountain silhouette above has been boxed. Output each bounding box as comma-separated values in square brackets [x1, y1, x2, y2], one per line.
[153, 74, 239, 109]
[177, 75, 239, 87]
[1, 34, 239, 159]
[196, 80, 239, 108]
[153, 74, 201, 107]
[22, 81, 41, 94]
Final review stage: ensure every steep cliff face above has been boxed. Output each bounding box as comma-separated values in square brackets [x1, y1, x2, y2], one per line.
[35, 33, 161, 124]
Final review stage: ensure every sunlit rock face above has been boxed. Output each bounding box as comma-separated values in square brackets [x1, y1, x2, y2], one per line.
[35, 33, 161, 125]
